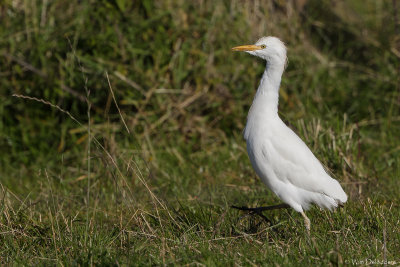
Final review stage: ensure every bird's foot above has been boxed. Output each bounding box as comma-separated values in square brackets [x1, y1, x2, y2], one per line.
[231, 203, 290, 212]
[231, 204, 290, 226]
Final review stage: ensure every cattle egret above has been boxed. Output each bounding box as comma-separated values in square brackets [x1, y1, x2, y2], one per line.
[232, 37, 347, 232]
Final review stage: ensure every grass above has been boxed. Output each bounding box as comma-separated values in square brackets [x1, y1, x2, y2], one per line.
[1, 0, 400, 265]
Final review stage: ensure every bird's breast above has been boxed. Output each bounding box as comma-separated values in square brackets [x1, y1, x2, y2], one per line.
[243, 112, 276, 142]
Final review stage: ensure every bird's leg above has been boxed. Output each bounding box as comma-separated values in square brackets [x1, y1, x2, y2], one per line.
[231, 203, 290, 212]
[231, 204, 290, 225]
[300, 211, 311, 234]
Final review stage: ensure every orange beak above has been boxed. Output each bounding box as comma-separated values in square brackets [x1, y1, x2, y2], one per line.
[231, 45, 263, 51]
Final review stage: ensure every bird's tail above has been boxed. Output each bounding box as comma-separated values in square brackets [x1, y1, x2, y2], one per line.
[324, 176, 348, 204]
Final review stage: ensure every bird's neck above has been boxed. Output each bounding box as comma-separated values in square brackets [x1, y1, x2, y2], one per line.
[254, 62, 284, 113]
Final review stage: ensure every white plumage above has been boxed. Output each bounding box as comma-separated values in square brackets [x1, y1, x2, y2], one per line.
[232, 36, 347, 231]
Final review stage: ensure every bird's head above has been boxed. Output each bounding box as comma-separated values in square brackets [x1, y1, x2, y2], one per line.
[232, 36, 287, 67]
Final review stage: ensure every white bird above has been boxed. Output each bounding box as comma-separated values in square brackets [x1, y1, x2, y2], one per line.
[232, 37, 347, 232]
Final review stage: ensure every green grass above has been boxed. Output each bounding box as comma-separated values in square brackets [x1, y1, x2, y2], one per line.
[1, 0, 400, 265]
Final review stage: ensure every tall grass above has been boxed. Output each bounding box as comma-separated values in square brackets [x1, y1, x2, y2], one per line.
[1, 0, 399, 265]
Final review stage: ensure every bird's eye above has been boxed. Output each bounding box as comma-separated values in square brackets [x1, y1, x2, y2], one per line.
[260, 44, 266, 49]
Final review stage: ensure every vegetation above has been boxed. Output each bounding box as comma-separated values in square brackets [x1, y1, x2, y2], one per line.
[1, 0, 399, 265]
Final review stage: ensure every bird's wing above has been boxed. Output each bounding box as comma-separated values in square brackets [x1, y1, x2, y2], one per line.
[263, 120, 346, 202]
